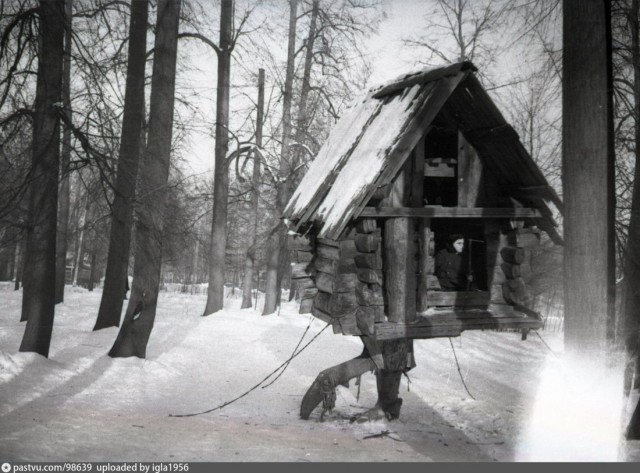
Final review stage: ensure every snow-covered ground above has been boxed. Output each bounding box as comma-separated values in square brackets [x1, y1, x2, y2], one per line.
[1, 282, 639, 462]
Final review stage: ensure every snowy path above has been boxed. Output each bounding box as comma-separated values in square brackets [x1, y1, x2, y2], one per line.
[1, 284, 638, 462]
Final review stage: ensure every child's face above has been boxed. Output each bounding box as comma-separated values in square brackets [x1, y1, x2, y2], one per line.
[453, 239, 464, 253]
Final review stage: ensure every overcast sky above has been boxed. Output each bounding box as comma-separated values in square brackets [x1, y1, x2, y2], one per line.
[185, 0, 441, 175]
[366, 0, 427, 85]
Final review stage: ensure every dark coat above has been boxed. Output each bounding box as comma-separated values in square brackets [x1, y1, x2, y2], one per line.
[434, 248, 467, 290]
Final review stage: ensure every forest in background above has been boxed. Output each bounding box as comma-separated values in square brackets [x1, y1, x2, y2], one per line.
[0, 0, 638, 367]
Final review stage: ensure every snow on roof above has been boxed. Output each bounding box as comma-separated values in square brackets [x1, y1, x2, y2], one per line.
[284, 92, 380, 227]
[284, 61, 562, 241]
[314, 84, 424, 236]
[284, 63, 472, 239]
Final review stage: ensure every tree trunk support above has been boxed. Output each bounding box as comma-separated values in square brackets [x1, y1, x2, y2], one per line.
[300, 351, 375, 420]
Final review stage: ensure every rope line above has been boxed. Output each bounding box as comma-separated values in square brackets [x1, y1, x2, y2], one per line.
[532, 329, 558, 356]
[261, 315, 313, 389]
[169, 322, 330, 418]
[448, 337, 476, 401]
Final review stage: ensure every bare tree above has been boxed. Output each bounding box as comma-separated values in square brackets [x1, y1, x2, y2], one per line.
[203, 0, 234, 316]
[562, 0, 615, 356]
[109, 0, 181, 358]
[19, 0, 65, 357]
[262, 0, 298, 316]
[55, 0, 73, 304]
[609, 0, 640, 439]
[241, 68, 265, 309]
[402, 0, 514, 79]
[94, 0, 149, 330]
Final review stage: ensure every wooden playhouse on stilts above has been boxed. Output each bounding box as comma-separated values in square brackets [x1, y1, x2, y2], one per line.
[282, 61, 563, 421]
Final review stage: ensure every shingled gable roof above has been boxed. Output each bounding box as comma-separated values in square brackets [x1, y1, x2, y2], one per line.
[283, 61, 563, 241]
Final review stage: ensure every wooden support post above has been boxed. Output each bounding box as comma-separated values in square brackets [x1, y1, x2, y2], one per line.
[418, 220, 433, 313]
[457, 131, 483, 207]
[413, 135, 433, 313]
[376, 152, 419, 419]
[384, 153, 417, 323]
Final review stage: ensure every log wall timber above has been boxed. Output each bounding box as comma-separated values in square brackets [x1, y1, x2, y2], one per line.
[312, 236, 361, 334]
[500, 246, 526, 264]
[299, 298, 314, 313]
[357, 268, 383, 285]
[353, 219, 386, 336]
[355, 233, 380, 253]
[426, 290, 491, 307]
[356, 306, 386, 335]
[484, 223, 540, 307]
[374, 309, 543, 340]
[296, 251, 314, 263]
[289, 234, 312, 250]
[315, 256, 356, 275]
[359, 206, 543, 219]
[311, 306, 333, 324]
[501, 262, 522, 279]
[299, 163, 544, 335]
[288, 234, 317, 314]
[317, 244, 348, 260]
[291, 262, 316, 279]
[356, 282, 385, 306]
[296, 277, 316, 290]
[354, 253, 383, 269]
[315, 272, 359, 293]
[300, 287, 319, 299]
[356, 218, 377, 234]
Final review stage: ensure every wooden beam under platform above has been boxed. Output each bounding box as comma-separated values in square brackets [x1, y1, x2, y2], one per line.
[359, 206, 543, 219]
[374, 305, 543, 340]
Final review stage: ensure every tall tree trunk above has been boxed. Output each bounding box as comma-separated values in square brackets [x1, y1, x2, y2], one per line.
[562, 0, 615, 357]
[280, 0, 319, 304]
[94, 0, 149, 330]
[14, 239, 23, 291]
[109, 0, 181, 358]
[192, 236, 199, 284]
[241, 68, 265, 309]
[55, 0, 73, 304]
[72, 193, 89, 287]
[19, 0, 65, 357]
[294, 0, 318, 155]
[623, 0, 640, 440]
[204, 0, 234, 316]
[88, 248, 96, 292]
[263, 0, 298, 315]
